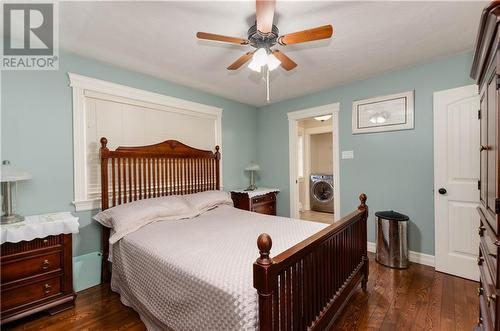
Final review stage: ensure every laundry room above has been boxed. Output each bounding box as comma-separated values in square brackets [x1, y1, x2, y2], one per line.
[296, 115, 335, 224]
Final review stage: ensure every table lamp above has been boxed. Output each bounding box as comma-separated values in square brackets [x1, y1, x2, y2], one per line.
[245, 162, 260, 191]
[1, 160, 32, 224]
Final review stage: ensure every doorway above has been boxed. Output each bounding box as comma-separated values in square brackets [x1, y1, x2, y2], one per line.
[434, 84, 479, 281]
[288, 103, 340, 223]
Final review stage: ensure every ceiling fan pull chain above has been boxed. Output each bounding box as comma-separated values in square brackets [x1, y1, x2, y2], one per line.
[266, 68, 270, 103]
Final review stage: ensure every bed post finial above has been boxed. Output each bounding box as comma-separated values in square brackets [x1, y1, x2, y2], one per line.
[100, 137, 108, 149]
[256, 233, 273, 265]
[358, 193, 367, 211]
[215, 145, 221, 160]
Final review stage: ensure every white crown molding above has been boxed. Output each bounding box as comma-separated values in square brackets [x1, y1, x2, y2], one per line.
[68, 72, 223, 117]
[367, 242, 435, 267]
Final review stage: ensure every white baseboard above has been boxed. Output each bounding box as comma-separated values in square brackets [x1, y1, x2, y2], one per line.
[367, 242, 435, 267]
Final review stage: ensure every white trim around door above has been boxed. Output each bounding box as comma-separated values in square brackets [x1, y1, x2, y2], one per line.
[287, 103, 340, 221]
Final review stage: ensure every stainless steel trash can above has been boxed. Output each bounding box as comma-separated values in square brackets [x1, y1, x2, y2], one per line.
[375, 210, 409, 269]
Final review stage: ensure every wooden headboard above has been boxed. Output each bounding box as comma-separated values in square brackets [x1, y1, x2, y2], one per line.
[99, 137, 221, 282]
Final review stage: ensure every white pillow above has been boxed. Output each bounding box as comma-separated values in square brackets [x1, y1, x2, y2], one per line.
[183, 190, 233, 213]
[93, 195, 198, 244]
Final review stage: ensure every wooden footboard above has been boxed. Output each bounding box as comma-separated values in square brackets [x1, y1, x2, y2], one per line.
[253, 194, 368, 331]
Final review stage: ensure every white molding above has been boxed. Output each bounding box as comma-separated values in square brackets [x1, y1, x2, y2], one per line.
[367, 242, 435, 267]
[304, 133, 311, 211]
[73, 199, 101, 212]
[287, 103, 340, 120]
[68, 73, 222, 117]
[288, 102, 340, 221]
[68, 72, 223, 212]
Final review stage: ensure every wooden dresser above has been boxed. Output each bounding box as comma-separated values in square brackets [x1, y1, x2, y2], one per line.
[471, 2, 500, 330]
[231, 190, 278, 216]
[0, 234, 76, 324]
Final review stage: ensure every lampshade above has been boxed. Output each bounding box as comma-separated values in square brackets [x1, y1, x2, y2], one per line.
[252, 48, 268, 67]
[267, 53, 281, 71]
[245, 163, 260, 171]
[248, 58, 261, 73]
[1, 161, 32, 182]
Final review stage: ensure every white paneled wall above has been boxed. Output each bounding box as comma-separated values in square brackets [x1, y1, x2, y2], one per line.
[85, 93, 217, 199]
[69, 73, 222, 211]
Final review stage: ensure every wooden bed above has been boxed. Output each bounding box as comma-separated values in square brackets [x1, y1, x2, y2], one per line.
[98, 137, 368, 331]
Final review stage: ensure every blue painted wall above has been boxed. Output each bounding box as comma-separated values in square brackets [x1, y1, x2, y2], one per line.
[1, 49, 475, 273]
[1, 51, 258, 258]
[256, 51, 475, 255]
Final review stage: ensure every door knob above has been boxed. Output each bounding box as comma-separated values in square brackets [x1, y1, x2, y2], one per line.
[438, 188, 447, 195]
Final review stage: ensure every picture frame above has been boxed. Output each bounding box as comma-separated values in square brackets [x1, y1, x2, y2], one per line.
[352, 90, 414, 134]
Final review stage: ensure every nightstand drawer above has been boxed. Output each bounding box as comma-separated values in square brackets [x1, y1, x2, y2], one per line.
[1, 276, 62, 311]
[2, 251, 61, 284]
[252, 193, 275, 205]
[231, 189, 279, 216]
[1, 235, 62, 256]
[253, 202, 276, 215]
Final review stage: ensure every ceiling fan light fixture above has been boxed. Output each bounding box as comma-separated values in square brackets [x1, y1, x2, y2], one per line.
[248, 59, 262, 72]
[267, 53, 281, 71]
[252, 48, 268, 67]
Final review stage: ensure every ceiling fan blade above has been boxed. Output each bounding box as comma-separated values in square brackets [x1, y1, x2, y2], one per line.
[196, 32, 249, 45]
[227, 51, 255, 70]
[278, 25, 333, 45]
[256, 0, 275, 33]
[272, 50, 297, 71]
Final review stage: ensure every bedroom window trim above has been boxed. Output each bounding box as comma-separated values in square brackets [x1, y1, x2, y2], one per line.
[68, 72, 223, 211]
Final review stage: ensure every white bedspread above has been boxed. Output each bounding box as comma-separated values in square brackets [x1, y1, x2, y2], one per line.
[111, 205, 327, 331]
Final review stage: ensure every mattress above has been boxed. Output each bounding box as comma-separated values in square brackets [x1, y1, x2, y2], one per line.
[111, 205, 327, 331]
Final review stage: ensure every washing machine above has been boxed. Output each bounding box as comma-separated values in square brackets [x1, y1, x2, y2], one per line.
[310, 174, 334, 213]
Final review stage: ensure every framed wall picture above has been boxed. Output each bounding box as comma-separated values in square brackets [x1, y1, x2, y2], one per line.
[352, 90, 414, 134]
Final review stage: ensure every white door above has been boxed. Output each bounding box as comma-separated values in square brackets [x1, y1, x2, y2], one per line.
[434, 85, 480, 281]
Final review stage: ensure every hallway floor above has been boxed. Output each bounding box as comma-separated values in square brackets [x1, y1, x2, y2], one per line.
[300, 209, 334, 224]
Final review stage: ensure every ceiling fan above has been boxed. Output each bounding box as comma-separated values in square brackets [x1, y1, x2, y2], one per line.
[196, 0, 333, 73]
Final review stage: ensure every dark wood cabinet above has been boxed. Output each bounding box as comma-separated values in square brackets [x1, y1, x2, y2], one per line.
[471, 2, 500, 330]
[231, 191, 278, 216]
[0, 234, 76, 325]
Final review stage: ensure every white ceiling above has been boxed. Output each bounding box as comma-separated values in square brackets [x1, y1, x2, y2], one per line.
[60, 1, 486, 107]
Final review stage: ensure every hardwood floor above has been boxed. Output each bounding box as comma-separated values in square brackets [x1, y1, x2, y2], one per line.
[300, 209, 334, 224]
[4, 254, 478, 331]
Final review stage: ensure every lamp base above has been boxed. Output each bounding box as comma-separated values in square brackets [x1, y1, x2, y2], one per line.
[1, 214, 24, 225]
[245, 184, 257, 191]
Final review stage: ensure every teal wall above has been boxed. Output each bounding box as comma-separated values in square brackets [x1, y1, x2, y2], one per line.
[1, 51, 258, 258]
[1, 50, 475, 267]
[256, 51, 475, 255]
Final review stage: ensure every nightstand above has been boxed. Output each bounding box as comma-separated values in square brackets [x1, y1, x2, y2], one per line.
[231, 188, 279, 216]
[0, 212, 79, 325]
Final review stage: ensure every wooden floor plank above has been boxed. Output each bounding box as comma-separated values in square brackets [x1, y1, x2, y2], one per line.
[423, 270, 443, 331]
[3, 255, 479, 331]
[408, 265, 434, 331]
[440, 273, 457, 331]
[378, 262, 415, 329]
